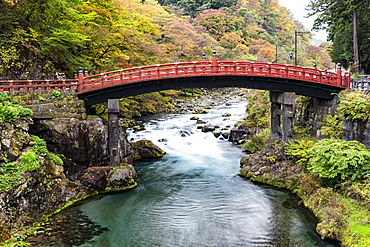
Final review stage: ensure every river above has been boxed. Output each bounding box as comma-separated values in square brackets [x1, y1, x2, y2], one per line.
[29, 96, 338, 246]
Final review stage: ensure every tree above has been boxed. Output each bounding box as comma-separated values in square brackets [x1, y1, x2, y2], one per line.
[308, 0, 370, 73]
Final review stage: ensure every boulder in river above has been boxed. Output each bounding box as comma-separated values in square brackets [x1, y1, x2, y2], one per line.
[229, 124, 250, 142]
[192, 107, 209, 114]
[202, 124, 219, 133]
[131, 140, 166, 161]
[107, 164, 137, 189]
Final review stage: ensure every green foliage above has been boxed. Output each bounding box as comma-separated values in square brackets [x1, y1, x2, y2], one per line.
[30, 135, 48, 153]
[320, 115, 343, 138]
[0, 135, 63, 193]
[241, 128, 270, 153]
[306, 139, 370, 185]
[0, 93, 33, 123]
[47, 152, 64, 166]
[0, 162, 23, 193]
[51, 90, 62, 98]
[292, 125, 312, 139]
[336, 92, 370, 121]
[2, 233, 31, 247]
[285, 138, 315, 166]
[19, 150, 40, 172]
[321, 91, 370, 138]
[308, 0, 370, 72]
[243, 90, 270, 129]
[0, 0, 312, 77]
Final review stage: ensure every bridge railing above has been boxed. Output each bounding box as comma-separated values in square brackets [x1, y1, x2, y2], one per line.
[0, 59, 350, 94]
[0, 79, 79, 92]
[79, 60, 350, 94]
[351, 75, 370, 91]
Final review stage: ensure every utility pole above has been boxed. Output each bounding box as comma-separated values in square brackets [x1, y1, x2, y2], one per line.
[353, 10, 360, 73]
[275, 44, 286, 64]
[294, 31, 310, 66]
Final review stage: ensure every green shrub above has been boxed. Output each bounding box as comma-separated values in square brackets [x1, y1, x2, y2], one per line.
[306, 139, 370, 185]
[320, 91, 370, 138]
[243, 90, 270, 128]
[320, 115, 343, 138]
[336, 92, 370, 121]
[285, 138, 315, 165]
[241, 128, 270, 153]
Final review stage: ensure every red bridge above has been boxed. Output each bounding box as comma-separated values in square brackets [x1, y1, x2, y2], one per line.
[0, 57, 350, 106]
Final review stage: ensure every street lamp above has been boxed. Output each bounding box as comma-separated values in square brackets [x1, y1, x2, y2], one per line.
[294, 30, 310, 66]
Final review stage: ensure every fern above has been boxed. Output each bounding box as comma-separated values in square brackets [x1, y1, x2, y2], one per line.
[306, 139, 370, 184]
[285, 138, 315, 166]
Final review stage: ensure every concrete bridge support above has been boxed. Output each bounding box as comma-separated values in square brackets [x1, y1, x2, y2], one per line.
[270, 92, 296, 142]
[108, 99, 121, 166]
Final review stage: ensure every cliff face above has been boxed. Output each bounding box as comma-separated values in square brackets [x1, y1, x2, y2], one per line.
[0, 111, 135, 241]
[343, 119, 370, 148]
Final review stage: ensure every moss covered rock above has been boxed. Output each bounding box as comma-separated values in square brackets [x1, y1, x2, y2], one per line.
[131, 140, 166, 161]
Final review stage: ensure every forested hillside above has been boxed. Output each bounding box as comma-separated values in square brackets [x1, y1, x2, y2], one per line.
[0, 0, 332, 80]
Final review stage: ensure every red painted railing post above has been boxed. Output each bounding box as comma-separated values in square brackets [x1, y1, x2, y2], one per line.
[211, 51, 218, 73]
[347, 73, 351, 88]
[336, 65, 342, 86]
[9, 81, 14, 92]
[77, 67, 84, 92]
[27, 80, 33, 91]
[84, 67, 89, 77]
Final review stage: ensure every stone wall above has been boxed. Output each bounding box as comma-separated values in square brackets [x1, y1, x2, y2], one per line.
[343, 119, 370, 148]
[294, 94, 370, 148]
[11, 89, 86, 119]
[294, 95, 338, 139]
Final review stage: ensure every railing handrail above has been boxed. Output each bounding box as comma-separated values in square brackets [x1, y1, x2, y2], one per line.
[0, 59, 350, 94]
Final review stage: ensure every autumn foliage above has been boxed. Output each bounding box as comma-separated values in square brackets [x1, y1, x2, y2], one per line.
[0, 0, 333, 79]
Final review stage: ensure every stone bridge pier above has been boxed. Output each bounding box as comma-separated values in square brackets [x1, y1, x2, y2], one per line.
[270, 92, 295, 142]
[108, 99, 121, 166]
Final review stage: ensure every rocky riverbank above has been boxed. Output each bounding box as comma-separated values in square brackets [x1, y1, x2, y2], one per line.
[0, 88, 250, 245]
[238, 91, 370, 246]
[0, 116, 138, 244]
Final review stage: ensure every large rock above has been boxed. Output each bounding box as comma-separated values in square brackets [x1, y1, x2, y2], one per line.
[0, 152, 89, 233]
[81, 164, 137, 191]
[0, 117, 32, 162]
[131, 140, 166, 160]
[29, 117, 133, 180]
[107, 165, 137, 189]
[229, 124, 250, 142]
[202, 123, 219, 133]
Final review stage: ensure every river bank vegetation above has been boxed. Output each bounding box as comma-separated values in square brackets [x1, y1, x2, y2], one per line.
[239, 90, 370, 246]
